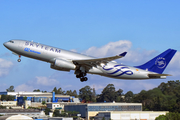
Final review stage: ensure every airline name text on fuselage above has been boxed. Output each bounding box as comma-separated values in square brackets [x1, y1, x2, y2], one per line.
[25, 41, 61, 53]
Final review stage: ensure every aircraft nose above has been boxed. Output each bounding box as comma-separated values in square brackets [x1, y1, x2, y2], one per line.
[3, 42, 10, 49]
[3, 42, 8, 47]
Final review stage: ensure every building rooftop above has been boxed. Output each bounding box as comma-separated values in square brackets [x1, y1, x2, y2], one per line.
[61, 102, 142, 106]
[0, 109, 41, 113]
[0, 91, 70, 98]
[88, 102, 142, 106]
[5, 114, 33, 120]
[19, 94, 70, 98]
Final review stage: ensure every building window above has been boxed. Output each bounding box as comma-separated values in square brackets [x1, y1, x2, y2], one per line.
[88, 105, 142, 111]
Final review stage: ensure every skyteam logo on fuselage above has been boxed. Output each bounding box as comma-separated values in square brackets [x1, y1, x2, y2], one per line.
[24, 48, 41, 54]
[102, 65, 133, 77]
[25, 41, 61, 53]
[155, 57, 166, 69]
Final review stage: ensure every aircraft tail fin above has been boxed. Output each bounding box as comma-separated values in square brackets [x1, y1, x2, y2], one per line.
[135, 49, 177, 74]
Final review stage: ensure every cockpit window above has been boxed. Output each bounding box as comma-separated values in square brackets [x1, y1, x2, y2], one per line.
[8, 40, 14, 43]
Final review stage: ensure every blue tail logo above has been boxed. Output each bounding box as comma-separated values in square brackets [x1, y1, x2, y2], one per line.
[135, 49, 177, 74]
[156, 57, 166, 69]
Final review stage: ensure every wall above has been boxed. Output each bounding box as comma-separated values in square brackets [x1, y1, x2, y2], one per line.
[64, 104, 87, 118]
[0, 101, 17, 106]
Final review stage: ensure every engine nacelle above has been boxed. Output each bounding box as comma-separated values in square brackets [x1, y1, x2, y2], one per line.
[50, 59, 76, 72]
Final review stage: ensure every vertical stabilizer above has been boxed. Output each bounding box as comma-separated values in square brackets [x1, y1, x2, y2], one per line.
[135, 49, 177, 74]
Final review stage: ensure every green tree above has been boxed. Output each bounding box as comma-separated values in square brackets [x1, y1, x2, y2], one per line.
[66, 90, 73, 95]
[23, 96, 27, 101]
[155, 114, 167, 120]
[116, 89, 124, 102]
[97, 84, 117, 102]
[133, 90, 147, 103]
[79, 86, 93, 102]
[53, 87, 65, 94]
[65, 90, 78, 98]
[57, 87, 65, 95]
[156, 112, 180, 120]
[33, 89, 40, 92]
[6, 86, 15, 92]
[53, 109, 61, 117]
[0, 105, 6, 109]
[1, 95, 15, 101]
[116, 89, 123, 96]
[72, 90, 78, 98]
[132, 80, 180, 112]
[44, 107, 52, 115]
[67, 111, 79, 119]
[52, 87, 58, 94]
[59, 111, 68, 117]
[42, 101, 46, 106]
[125, 91, 133, 103]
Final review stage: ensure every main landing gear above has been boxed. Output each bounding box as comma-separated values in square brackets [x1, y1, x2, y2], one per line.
[75, 68, 88, 82]
[76, 73, 88, 82]
[80, 77, 88, 82]
[73, 62, 88, 82]
[17, 55, 21, 62]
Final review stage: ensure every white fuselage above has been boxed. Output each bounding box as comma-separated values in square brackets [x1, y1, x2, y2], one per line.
[3, 40, 159, 80]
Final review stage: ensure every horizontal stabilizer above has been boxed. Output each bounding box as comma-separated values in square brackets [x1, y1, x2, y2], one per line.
[148, 74, 171, 79]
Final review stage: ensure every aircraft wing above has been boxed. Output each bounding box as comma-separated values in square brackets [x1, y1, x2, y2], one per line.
[72, 52, 127, 67]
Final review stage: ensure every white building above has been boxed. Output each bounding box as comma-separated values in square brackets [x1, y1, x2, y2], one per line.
[91, 111, 168, 120]
[47, 103, 64, 110]
[0, 101, 17, 107]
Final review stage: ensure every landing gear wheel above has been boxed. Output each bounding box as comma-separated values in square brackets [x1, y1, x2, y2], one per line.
[80, 77, 85, 82]
[84, 77, 88, 81]
[17, 59, 21, 62]
[80, 78, 84, 82]
[76, 75, 80, 78]
[17, 55, 21, 62]
[80, 77, 88, 82]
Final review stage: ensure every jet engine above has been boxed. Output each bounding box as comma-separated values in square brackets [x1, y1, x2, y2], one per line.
[50, 59, 76, 72]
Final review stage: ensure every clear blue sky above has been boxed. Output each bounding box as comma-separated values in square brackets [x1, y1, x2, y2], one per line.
[0, 0, 180, 94]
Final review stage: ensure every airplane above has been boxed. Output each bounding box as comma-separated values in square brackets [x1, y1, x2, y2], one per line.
[3, 40, 177, 82]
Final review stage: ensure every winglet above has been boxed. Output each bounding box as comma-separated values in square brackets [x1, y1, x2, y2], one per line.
[119, 52, 127, 57]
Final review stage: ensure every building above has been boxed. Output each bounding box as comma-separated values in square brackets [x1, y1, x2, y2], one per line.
[0, 91, 46, 98]
[5, 114, 33, 120]
[91, 111, 169, 120]
[47, 103, 63, 110]
[63, 102, 169, 120]
[16, 93, 71, 105]
[0, 108, 73, 120]
[0, 92, 78, 108]
[64, 102, 142, 119]
[0, 109, 46, 118]
[46, 102, 81, 112]
[0, 101, 17, 107]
